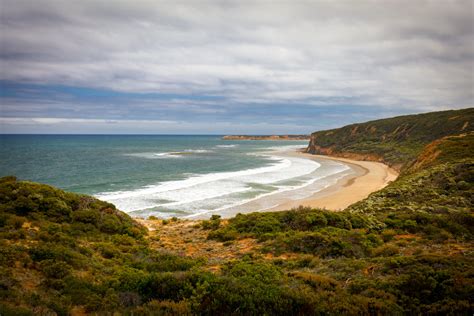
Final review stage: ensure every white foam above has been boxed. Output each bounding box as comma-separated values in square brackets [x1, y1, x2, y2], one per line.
[265, 144, 308, 151]
[124, 149, 212, 159]
[153, 152, 183, 158]
[185, 163, 351, 218]
[98, 157, 289, 198]
[183, 149, 213, 153]
[124, 152, 183, 159]
[99, 143, 357, 218]
[215, 144, 238, 148]
[96, 155, 320, 213]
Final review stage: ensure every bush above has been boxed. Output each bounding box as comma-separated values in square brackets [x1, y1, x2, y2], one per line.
[207, 227, 238, 241]
[305, 213, 327, 227]
[201, 215, 221, 230]
[6, 215, 26, 229]
[40, 260, 72, 279]
[135, 299, 191, 315]
[72, 209, 99, 224]
[372, 244, 400, 257]
[40, 197, 72, 221]
[381, 229, 397, 242]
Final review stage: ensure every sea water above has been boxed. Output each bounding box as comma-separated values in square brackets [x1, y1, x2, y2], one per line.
[0, 135, 352, 218]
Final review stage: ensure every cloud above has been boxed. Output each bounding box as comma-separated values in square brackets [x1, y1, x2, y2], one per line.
[0, 0, 473, 133]
[0, 116, 325, 134]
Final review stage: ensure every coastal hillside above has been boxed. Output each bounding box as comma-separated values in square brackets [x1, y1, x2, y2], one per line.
[204, 129, 473, 314]
[306, 108, 474, 170]
[1, 110, 473, 315]
[1, 171, 472, 315]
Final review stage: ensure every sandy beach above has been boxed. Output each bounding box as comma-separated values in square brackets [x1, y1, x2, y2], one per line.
[186, 150, 399, 219]
[267, 152, 399, 212]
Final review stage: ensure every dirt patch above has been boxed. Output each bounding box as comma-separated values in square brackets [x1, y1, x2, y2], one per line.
[139, 219, 261, 263]
[395, 234, 420, 240]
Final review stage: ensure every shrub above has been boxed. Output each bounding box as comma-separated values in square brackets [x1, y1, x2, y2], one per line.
[381, 229, 397, 242]
[40, 197, 72, 221]
[305, 213, 327, 227]
[136, 299, 191, 315]
[29, 243, 78, 263]
[201, 215, 221, 230]
[402, 220, 417, 232]
[100, 215, 123, 234]
[372, 244, 400, 257]
[6, 215, 26, 229]
[40, 260, 72, 279]
[72, 209, 99, 224]
[207, 227, 238, 241]
[144, 253, 200, 272]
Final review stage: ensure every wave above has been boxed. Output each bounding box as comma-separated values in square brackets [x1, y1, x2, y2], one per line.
[124, 152, 182, 159]
[124, 149, 213, 159]
[153, 152, 183, 158]
[185, 163, 351, 218]
[265, 144, 308, 151]
[215, 144, 238, 148]
[95, 155, 320, 212]
[183, 149, 213, 153]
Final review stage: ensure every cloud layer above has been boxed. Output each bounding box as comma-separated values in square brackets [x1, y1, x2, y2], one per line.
[1, 0, 473, 133]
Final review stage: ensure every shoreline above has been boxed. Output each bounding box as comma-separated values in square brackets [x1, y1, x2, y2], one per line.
[264, 152, 398, 212]
[177, 150, 398, 220]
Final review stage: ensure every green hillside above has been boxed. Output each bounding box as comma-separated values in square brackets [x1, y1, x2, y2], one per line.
[0, 177, 202, 315]
[1, 109, 473, 315]
[306, 108, 474, 170]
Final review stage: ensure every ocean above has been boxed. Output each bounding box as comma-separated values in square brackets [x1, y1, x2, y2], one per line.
[0, 135, 354, 218]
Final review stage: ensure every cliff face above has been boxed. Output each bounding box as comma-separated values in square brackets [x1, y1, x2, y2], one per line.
[306, 108, 474, 171]
[405, 132, 474, 173]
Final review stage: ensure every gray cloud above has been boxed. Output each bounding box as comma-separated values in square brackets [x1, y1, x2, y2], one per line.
[1, 0, 473, 113]
[0, 116, 322, 135]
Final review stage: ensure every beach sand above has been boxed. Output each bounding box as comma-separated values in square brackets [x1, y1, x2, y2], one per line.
[185, 150, 399, 220]
[267, 152, 399, 212]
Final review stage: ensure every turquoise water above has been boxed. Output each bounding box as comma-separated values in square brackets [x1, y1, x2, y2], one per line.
[0, 135, 350, 218]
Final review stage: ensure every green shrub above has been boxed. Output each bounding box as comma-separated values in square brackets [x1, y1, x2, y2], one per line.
[381, 229, 397, 242]
[201, 215, 221, 230]
[372, 244, 400, 257]
[40, 197, 72, 221]
[207, 227, 238, 241]
[72, 209, 99, 224]
[40, 260, 72, 279]
[305, 213, 327, 227]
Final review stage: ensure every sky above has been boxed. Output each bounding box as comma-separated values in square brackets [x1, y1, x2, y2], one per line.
[0, 0, 473, 134]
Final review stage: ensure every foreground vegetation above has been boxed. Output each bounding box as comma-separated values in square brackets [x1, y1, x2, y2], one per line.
[1, 110, 473, 315]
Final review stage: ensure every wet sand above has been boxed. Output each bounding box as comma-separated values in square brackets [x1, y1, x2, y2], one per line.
[186, 150, 398, 219]
[267, 152, 398, 211]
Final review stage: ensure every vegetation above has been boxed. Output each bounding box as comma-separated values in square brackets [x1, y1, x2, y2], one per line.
[1, 109, 473, 315]
[206, 131, 474, 314]
[0, 177, 203, 314]
[306, 108, 473, 170]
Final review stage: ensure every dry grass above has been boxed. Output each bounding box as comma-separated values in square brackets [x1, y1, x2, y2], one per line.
[138, 218, 261, 264]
